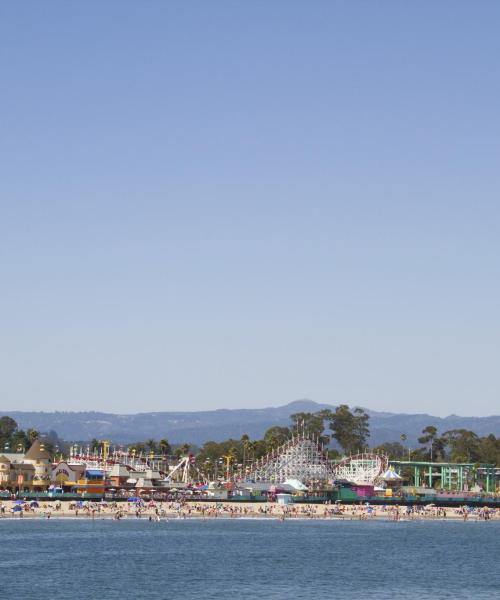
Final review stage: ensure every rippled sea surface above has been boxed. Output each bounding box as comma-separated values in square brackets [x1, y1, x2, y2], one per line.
[1, 518, 499, 599]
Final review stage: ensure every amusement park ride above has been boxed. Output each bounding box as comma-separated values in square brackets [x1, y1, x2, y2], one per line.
[67, 435, 389, 488]
[239, 433, 387, 487]
[163, 454, 206, 485]
[242, 433, 332, 484]
[63, 435, 499, 494]
[67, 443, 207, 485]
[60, 433, 498, 497]
[331, 453, 388, 486]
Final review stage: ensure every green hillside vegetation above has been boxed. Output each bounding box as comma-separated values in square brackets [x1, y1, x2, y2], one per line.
[3, 407, 500, 473]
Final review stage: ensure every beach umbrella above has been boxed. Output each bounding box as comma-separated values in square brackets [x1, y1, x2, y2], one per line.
[14, 500, 25, 505]
[30, 501, 39, 508]
[12, 505, 22, 512]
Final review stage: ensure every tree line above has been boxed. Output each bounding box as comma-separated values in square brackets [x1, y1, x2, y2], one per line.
[374, 426, 500, 465]
[0, 416, 62, 455]
[3, 406, 500, 468]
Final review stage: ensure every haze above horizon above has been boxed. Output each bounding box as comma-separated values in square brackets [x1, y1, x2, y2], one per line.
[1, 2, 499, 417]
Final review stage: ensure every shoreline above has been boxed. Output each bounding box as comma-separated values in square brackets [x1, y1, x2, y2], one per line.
[0, 499, 497, 522]
[0, 515, 497, 522]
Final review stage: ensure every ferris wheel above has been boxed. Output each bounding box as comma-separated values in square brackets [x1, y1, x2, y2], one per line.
[331, 453, 388, 486]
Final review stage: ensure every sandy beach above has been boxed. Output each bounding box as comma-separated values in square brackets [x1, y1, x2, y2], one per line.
[0, 499, 497, 521]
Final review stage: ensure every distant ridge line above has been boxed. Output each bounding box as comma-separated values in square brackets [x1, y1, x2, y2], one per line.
[2, 400, 500, 445]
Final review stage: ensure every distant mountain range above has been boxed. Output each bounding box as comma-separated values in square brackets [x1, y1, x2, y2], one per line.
[3, 400, 500, 447]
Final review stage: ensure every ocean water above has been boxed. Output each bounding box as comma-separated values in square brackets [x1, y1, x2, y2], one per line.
[1, 518, 499, 599]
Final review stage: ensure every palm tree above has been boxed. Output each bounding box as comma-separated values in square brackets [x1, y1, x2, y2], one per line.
[418, 426, 439, 461]
[246, 441, 258, 462]
[400, 433, 410, 460]
[201, 457, 213, 479]
[159, 438, 171, 456]
[174, 445, 187, 460]
[135, 443, 146, 458]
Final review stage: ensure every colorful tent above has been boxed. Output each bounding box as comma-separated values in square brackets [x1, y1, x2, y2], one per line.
[382, 468, 403, 482]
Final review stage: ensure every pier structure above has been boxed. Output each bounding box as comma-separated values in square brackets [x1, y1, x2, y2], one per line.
[390, 460, 498, 492]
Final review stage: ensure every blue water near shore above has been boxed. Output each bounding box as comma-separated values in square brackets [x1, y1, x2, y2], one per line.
[1, 518, 499, 599]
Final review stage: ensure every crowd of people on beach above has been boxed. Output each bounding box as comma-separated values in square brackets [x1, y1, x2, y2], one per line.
[0, 499, 498, 522]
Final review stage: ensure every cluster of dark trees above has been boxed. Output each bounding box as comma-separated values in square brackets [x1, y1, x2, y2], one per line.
[3, 406, 500, 469]
[0, 416, 62, 454]
[87, 438, 177, 457]
[194, 405, 370, 477]
[194, 407, 500, 476]
[374, 426, 500, 465]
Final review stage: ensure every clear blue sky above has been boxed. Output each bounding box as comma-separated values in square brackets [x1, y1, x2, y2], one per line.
[1, 2, 499, 416]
